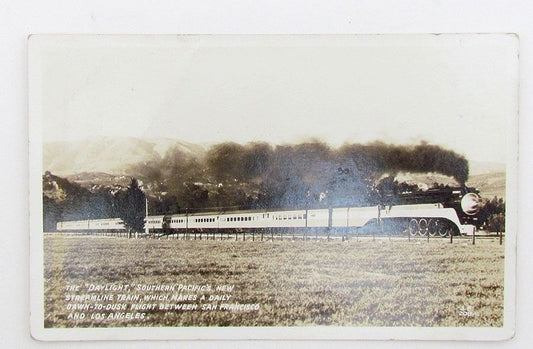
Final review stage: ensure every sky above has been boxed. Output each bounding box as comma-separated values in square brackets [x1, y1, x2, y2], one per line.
[33, 35, 518, 163]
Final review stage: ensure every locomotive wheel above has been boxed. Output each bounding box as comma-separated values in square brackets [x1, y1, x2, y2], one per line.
[428, 219, 438, 237]
[437, 221, 450, 237]
[419, 219, 428, 237]
[408, 219, 419, 236]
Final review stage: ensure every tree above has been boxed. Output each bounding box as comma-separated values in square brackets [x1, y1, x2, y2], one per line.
[487, 213, 505, 233]
[115, 178, 146, 236]
[478, 196, 506, 232]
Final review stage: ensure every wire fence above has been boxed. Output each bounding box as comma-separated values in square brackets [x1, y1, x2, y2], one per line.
[46, 228, 505, 245]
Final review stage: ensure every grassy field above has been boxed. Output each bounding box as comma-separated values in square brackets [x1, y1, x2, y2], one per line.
[43, 235, 504, 328]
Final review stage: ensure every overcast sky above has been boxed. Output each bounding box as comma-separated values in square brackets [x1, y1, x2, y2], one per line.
[33, 35, 518, 163]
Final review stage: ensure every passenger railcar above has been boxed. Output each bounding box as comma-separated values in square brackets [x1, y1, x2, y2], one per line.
[56, 218, 125, 232]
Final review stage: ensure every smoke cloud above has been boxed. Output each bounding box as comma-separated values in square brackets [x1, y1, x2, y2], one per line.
[132, 141, 469, 212]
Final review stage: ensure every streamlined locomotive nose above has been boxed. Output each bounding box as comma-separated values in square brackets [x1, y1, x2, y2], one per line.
[461, 192, 482, 215]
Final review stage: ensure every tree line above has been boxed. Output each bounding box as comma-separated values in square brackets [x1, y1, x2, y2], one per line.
[43, 172, 145, 233]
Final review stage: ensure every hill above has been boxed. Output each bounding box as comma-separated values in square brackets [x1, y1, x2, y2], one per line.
[466, 172, 506, 199]
[43, 137, 205, 176]
[469, 161, 506, 176]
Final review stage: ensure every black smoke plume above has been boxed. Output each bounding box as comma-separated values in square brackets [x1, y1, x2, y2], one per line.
[132, 141, 469, 213]
[338, 142, 469, 185]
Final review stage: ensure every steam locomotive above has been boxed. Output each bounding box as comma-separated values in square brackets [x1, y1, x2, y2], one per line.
[56, 187, 482, 237]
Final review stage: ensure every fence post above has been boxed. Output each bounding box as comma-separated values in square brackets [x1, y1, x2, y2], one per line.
[500, 231, 503, 245]
[450, 231, 453, 244]
[472, 228, 476, 245]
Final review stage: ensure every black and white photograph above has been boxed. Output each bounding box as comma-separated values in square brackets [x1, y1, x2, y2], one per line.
[28, 34, 517, 340]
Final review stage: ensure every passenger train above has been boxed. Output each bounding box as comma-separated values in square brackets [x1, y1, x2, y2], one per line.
[56, 191, 482, 237]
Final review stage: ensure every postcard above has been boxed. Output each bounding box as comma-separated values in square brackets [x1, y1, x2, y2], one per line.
[29, 34, 518, 340]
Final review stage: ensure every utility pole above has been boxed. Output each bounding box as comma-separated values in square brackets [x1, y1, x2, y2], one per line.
[145, 197, 149, 235]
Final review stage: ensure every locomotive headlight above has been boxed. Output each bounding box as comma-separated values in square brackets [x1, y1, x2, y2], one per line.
[461, 192, 481, 215]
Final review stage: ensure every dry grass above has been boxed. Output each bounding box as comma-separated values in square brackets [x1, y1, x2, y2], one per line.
[43, 235, 504, 328]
